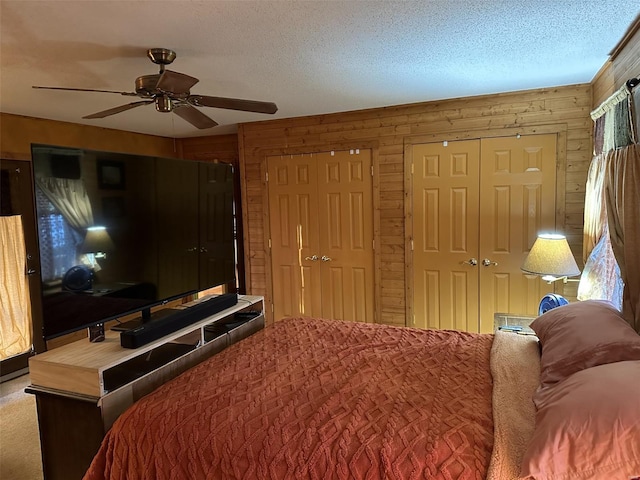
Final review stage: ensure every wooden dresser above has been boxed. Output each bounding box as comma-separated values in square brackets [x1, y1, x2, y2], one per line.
[27, 295, 264, 480]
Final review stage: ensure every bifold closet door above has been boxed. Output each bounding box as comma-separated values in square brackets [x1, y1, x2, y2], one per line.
[412, 140, 481, 331]
[267, 150, 374, 323]
[412, 134, 557, 333]
[478, 135, 557, 329]
[315, 151, 374, 323]
[267, 154, 322, 321]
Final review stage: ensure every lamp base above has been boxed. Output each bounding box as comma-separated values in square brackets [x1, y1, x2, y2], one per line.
[538, 293, 568, 315]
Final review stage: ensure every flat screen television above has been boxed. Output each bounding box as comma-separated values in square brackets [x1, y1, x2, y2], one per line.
[31, 144, 236, 340]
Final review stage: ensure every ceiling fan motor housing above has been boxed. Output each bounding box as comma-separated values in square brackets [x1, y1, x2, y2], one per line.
[135, 75, 161, 97]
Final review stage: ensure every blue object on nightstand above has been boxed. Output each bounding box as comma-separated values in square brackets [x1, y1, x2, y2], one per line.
[538, 293, 568, 315]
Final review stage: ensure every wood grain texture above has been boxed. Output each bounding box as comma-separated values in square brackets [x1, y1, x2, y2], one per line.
[0, 113, 179, 159]
[592, 20, 640, 108]
[225, 85, 593, 325]
[28, 296, 263, 396]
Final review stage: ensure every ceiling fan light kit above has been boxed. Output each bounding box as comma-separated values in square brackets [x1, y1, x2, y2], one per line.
[32, 48, 278, 129]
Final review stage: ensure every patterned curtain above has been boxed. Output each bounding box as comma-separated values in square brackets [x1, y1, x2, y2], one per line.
[0, 216, 32, 360]
[580, 80, 639, 332]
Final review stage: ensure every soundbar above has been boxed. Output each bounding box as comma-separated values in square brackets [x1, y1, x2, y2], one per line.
[120, 293, 239, 349]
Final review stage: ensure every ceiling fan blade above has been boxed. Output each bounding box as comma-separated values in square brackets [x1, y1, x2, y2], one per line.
[173, 104, 218, 129]
[83, 100, 153, 119]
[156, 70, 199, 94]
[33, 86, 138, 96]
[189, 95, 278, 114]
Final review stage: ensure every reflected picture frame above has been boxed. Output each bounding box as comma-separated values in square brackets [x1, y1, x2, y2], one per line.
[97, 160, 125, 190]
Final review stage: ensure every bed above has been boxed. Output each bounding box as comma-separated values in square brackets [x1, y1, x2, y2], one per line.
[83, 300, 640, 480]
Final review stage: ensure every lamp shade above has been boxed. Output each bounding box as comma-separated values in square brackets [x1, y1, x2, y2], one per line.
[521, 234, 580, 277]
[80, 226, 115, 255]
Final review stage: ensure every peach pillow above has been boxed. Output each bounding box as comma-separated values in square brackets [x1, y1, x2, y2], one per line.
[520, 360, 640, 479]
[530, 299, 640, 388]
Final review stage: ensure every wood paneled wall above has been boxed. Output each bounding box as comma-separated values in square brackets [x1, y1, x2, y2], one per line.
[0, 89, 596, 329]
[179, 134, 238, 164]
[223, 84, 593, 326]
[0, 113, 181, 160]
[591, 16, 640, 108]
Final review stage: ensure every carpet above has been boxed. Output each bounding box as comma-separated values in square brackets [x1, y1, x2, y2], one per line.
[0, 375, 43, 480]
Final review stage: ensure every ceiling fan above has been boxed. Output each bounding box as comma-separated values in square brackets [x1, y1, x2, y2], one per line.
[32, 48, 278, 129]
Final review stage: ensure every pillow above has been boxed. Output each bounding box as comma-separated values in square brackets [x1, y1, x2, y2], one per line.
[530, 299, 640, 388]
[520, 360, 640, 479]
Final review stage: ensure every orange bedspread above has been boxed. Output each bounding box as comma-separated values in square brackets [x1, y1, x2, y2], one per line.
[84, 318, 494, 480]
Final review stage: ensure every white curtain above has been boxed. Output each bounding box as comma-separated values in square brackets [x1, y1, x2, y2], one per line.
[0, 216, 33, 360]
[36, 177, 94, 232]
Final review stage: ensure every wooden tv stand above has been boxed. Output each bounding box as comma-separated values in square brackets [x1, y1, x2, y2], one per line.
[27, 295, 264, 480]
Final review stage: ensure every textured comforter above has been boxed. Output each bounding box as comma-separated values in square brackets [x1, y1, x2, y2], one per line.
[84, 317, 494, 480]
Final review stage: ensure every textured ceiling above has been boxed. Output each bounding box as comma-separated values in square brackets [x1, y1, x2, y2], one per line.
[1, 1, 638, 138]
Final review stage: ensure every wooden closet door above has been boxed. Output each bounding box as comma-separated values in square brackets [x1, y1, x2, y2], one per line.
[267, 154, 322, 321]
[316, 150, 374, 322]
[411, 141, 481, 331]
[267, 150, 374, 323]
[199, 163, 236, 291]
[411, 134, 557, 333]
[478, 134, 557, 331]
[156, 158, 199, 299]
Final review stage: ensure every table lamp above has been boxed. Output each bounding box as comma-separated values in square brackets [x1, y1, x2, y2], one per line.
[80, 226, 115, 261]
[521, 233, 581, 314]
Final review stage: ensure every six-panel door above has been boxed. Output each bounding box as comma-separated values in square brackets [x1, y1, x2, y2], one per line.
[412, 134, 557, 333]
[267, 150, 374, 323]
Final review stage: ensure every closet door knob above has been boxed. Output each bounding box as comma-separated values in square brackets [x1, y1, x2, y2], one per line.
[304, 255, 318, 261]
[463, 258, 478, 266]
[482, 258, 498, 267]
[321, 256, 332, 262]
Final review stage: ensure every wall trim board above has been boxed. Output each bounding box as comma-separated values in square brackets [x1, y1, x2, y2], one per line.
[240, 84, 592, 136]
[402, 124, 569, 147]
[0, 113, 180, 160]
[0, 151, 31, 161]
[609, 13, 640, 59]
